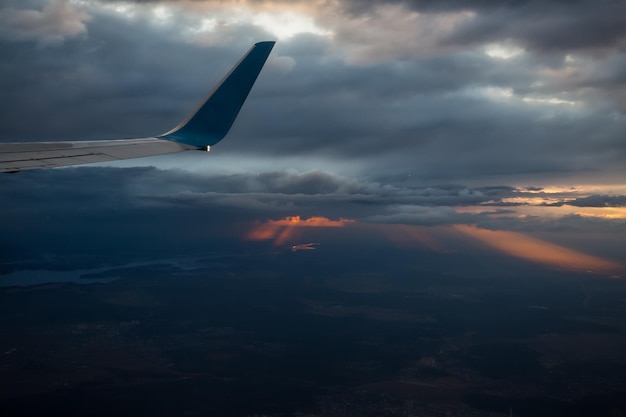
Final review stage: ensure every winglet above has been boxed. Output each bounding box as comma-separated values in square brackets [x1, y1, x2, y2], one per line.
[159, 41, 275, 148]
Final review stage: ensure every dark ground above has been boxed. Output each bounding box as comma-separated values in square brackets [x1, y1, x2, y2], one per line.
[1, 246, 626, 416]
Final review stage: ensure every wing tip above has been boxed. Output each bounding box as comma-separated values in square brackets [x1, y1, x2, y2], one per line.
[255, 40, 276, 46]
[159, 41, 276, 148]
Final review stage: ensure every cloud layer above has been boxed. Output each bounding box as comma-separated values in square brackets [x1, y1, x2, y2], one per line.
[2, 166, 624, 276]
[1, 0, 625, 277]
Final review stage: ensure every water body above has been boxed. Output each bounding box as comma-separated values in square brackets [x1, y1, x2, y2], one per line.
[0, 255, 215, 287]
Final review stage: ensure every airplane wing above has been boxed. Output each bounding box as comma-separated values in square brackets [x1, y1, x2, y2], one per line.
[0, 41, 275, 173]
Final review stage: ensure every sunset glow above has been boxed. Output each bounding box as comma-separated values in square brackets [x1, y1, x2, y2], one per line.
[455, 225, 623, 275]
[247, 216, 355, 246]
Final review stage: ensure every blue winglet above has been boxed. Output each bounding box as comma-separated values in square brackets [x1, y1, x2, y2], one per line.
[159, 41, 275, 148]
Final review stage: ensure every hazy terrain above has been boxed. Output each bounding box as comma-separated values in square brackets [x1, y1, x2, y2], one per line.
[2, 247, 625, 416]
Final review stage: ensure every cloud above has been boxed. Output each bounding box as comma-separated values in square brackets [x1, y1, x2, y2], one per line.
[1, 165, 625, 277]
[247, 216, 355, 246]
[263, 216, 355, 227]
[0, 0, 91, 44]
[324, 3, 477, 62]
[564, 195, 626, 208]
[1, 0, 625, 184]
[1, 0, 626, 277]
[338, 0, 626, 55]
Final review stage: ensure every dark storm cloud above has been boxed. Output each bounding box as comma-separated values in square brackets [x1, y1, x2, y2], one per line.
[235, 36, 626, 180]
[568, 195, 626, 208]
[1, 0, 625, 183]
[0, 1, 271, 142]
[0, 0, 624, 255]
[448, 3, 626, 54]
[134, 170, 524, 215]
[338, 0, 626, 54]
[0, 166, 514, 226]
[544, 195, 626, 208]
[0, 0, 90, 44]
[2, 165, 625, 272]
[0, 167, 263, 264]
[0, 166, 608, 233]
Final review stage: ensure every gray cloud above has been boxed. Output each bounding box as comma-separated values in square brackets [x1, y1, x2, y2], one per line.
[545, 195, 626, 208]
[1, 0, 625, 184]
[338, 0, 626, 54]
[2, 166, 617, 228]
[1, 0, 626, 272]
[2, 165, 625, 273]
[0, 0, 90, 44]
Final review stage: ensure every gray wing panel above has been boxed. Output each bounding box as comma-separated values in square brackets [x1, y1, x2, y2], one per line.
[0, 138, 190, 173]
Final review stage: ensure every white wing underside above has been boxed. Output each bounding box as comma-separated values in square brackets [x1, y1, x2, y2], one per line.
[0, 138, 192, 173]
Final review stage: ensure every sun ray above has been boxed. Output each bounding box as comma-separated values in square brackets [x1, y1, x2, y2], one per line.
[455, 225, 623, 275]
[246, 216, 355, 246]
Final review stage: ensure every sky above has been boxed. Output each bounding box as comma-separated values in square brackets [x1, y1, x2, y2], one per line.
[1, 0, 625, 278]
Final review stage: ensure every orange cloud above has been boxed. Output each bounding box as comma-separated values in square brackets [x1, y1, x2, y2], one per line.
[573, 208, 626, 219]
[247, 216, 355, 246]
[266, 216, 354, 227]
[455, 225, 623, 275]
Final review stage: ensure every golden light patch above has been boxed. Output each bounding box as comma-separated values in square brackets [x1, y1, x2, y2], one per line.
[573, 208, 626, 219]
[267, 216, 354, 227]
[247, 216, 355, 246]
[454, 225, 623, 275]
[512, 203, 626, 220]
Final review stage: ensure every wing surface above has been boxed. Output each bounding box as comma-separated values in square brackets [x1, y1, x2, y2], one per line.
[0, 139, 187, 173]
[0, 41, 275, 173]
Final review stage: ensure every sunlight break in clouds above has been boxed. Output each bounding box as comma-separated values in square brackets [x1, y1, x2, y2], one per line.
[455, 225, 624, 276]
[484, 42, 524, 60]
[247, 216, 355, 246]
[478, 184, 626, 220]
[82, 0, 330, 41]
[252, 11, 330, 39]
